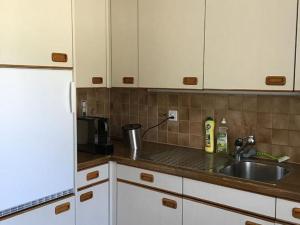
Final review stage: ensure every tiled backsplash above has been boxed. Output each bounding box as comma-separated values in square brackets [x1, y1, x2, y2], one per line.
[77, 88, 300, 164]
[77, 88, 110, 118]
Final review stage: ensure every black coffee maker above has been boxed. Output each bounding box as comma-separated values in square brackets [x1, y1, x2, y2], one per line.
[77, 116, 113, 154]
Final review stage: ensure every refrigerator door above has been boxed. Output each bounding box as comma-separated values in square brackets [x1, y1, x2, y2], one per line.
[0, 68, 75, 216]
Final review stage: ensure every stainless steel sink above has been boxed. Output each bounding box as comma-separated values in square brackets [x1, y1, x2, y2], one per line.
[219, 161, 289, 184]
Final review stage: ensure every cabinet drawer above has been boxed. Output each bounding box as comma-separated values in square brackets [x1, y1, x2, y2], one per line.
[117, 164, 182, 194]
[277, 198, 300, 224]
[183, 178, 275, 217]
[77, 164, 109, 189]
[184, 199, 275, 225]
[117, 182, 182, 225]
[76, 182, 109, 225]
[3, 196, 75, 225]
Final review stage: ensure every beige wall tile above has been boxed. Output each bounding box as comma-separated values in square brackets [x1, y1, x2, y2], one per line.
[190, 122, 203, 135]
[290, 97, 300, 114]
[190, 135, 203, 149]
[189, 108, 202, 122]
[179, 121, 189, 134]
[289, 115, 300, 131]
[272, 96, 290, 114]
[191, 94, 202, 108]
[229, 95, 243, 111]
[272, 114, 289, 129]
[158, 131, 167, 143]
[179, 133, 190, 146]
[257, 112, 272, 129]
[272, 129, 289, 146]
[168, 121, 179, 133]
[168, 132, 178, 145]
[289, 131, 300, 147]
[257, 96, 273, 113]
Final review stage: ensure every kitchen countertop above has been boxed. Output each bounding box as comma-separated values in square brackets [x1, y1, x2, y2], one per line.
[78, 140, 300, 202]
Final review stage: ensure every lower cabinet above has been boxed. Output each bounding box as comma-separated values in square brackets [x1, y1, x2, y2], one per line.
[276, 198, 300, 224]
[117, 182, 182, 225]
[183, 199, 274, 225]
[76, 182, 109, 225]
[3, 196, 75, 225]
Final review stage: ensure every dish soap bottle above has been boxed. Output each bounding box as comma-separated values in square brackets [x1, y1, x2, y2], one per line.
[216, 118, 228, 154]
[205, 117, 215, 153]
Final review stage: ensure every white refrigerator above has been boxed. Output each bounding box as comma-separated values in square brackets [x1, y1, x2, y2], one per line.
[0, 68, 75, 217]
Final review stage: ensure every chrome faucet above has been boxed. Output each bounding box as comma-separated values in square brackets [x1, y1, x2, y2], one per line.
[234, 136, 256, 161]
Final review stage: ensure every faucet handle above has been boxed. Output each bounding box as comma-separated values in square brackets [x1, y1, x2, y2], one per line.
[235, 138, 243, 147]
[246, 136, 256, 145]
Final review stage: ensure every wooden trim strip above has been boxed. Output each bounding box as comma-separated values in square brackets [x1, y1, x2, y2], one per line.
[245, 221, 261, 225]
[117, 178, 182, 197]
[183, 195, 275, 222]
[140, 172, 154, 183]
[78, 161, 109, 172]
[77, 179, 109, 192]
[183, 77, 198, 85]
[0, 194, 74, 221]
[123, 77, 134, 84]
[52, 53, 68, 63]
[265, 76, 286, 86]
[293, 208, 300, 219]
[55, 202, 70, 215]
[275, 219, 299, 225]
[80, 191, 93, 202]
[162, 198, 177, 209]
[86, 171, 100, 181]
[0, 64, 72, 70]
[92, 77, 103, 84]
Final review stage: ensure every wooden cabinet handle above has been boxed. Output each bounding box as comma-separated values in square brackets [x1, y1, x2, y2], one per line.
[140, 173, 154, 183]
[162, 198, 177, 209]
[55, 202, 70, 215]
[265, 76, 286, 86]
[245, 221, 261, 225]
[123, 77, 134, 84]
[92, 77, 103, 84]
[293, 208, 300, 219]
[80, 191, 94, 202]
[52, 53, 68, 63]
[86, 171, 99, 181]
[183, 77, 198, 85]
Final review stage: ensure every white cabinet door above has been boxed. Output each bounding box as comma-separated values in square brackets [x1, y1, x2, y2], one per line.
[76, 183, 109, 225]
[3, 196, 75, 225]
[74, 0, 108, 87]
[204, 0, 297, 91]
[276, 198, 300, 225]
[117, 182, 182, 225]
[138, 0, 205, 89]
[0, 0, 73, 68]
[183, 199, 274, 225]
[111, 0, 138, 87]
[295, 0, 300, 91]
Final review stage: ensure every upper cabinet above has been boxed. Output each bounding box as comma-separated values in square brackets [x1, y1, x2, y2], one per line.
[74, 0, 109, 88]
[295, 1, 300, 91]
[204, 0, 297, 91]
[138, 0, 205, 89]
[0, 0, 73, 68]
[111, 0, 138, 87]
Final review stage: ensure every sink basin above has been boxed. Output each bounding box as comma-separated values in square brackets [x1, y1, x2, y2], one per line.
[219, 161, 289, 184]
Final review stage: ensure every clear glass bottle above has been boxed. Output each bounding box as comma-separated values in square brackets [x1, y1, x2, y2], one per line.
[216, 118, 228, 154]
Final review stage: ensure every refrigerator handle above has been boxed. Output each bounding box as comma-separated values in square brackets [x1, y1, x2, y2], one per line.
[69, 82, 76, 114]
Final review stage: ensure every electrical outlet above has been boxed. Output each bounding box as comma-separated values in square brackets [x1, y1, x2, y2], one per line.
[168, 110, 178, 121]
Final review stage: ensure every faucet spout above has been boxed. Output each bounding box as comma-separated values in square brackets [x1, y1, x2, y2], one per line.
[234, 136, 256, 161]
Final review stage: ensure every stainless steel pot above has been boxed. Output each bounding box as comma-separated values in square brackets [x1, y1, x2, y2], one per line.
[122, 124, 142, 159]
